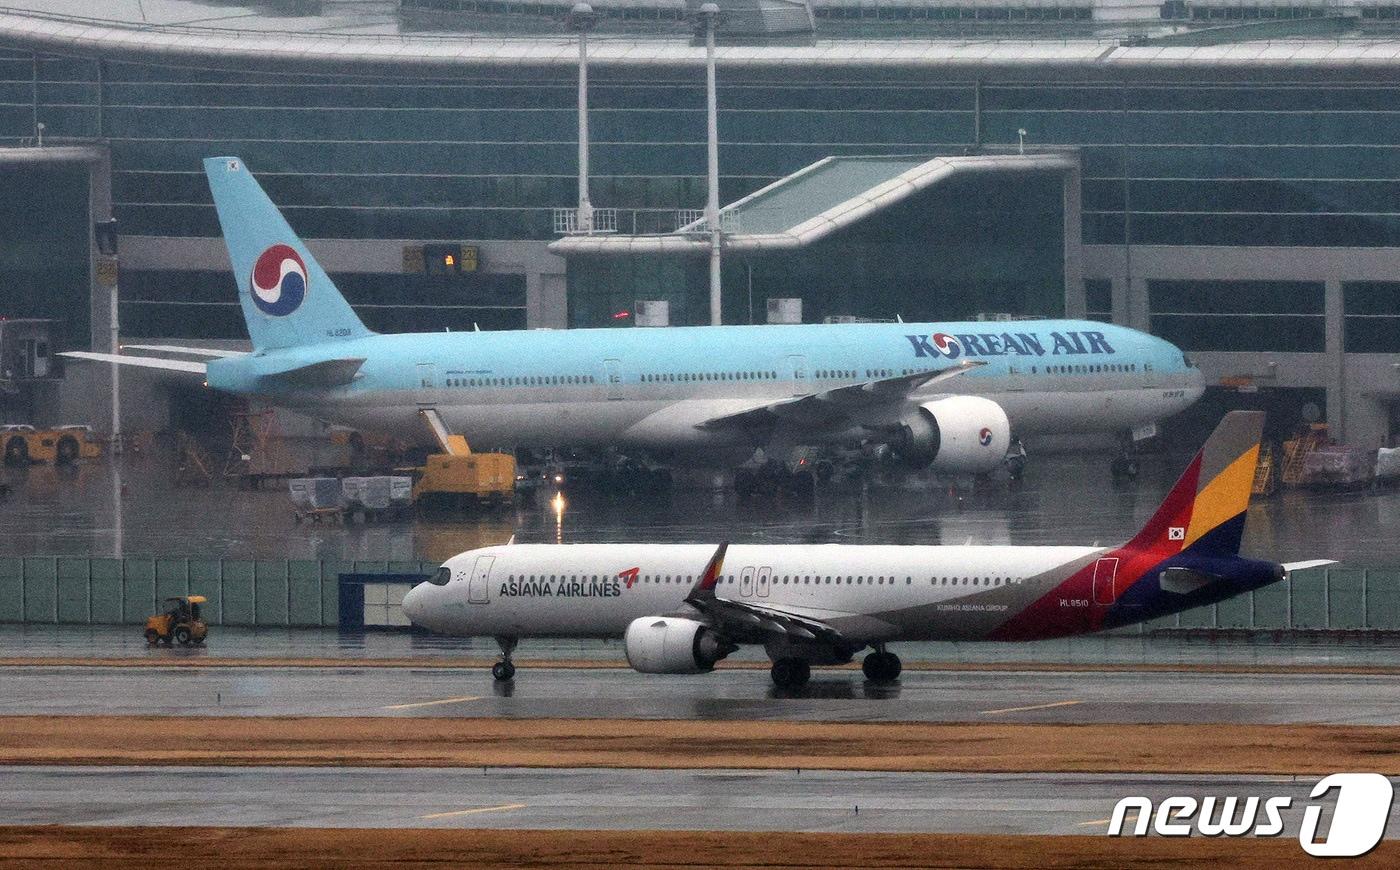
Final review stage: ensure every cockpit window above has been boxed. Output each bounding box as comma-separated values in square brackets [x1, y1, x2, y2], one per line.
[429, 567, 451, 586]
[1183, 353, 1195, 369]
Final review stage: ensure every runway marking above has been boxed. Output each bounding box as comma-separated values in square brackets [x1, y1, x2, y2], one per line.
[421, 802, 527, 820]
[1077, 814, 1136, 828]
[382, 695, 482, 711]
[979, 700, 1082, 716]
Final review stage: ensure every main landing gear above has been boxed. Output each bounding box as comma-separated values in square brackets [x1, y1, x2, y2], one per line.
[491, 635, 517, 681]
[770, 657, 811, 690]
[861, 646, 902, 683]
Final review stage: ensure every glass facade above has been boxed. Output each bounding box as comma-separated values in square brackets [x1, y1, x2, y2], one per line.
[1344, 281, 1400, 353]
[5, 42, 1400, 337]
[1149, 279, 1325, 353]
[7, 48, 1400, 250]
[0, 164, 89, 349]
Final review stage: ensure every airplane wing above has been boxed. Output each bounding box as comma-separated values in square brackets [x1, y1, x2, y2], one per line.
[121, 344, 247, 358]
[60, 351, 206, 376]
[696, 360, 985, 432]
[1283, 559, 1337, 573]
[683, 543, 850, 646]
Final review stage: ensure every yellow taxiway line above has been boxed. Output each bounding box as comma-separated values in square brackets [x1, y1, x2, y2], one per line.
[421, 803, 528, 820]
[979, 700, 1082, 715]
[382, 696, 482, 711]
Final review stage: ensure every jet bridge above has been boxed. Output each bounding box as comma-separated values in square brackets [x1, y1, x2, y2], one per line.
[549, 149, 1084, 325]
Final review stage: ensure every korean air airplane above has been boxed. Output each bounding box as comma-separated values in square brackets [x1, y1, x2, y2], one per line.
[404, 412, 1332, 689]
[66, 156, 1204, 478]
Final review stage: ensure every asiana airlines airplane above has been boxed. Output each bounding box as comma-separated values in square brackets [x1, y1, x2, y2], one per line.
[404, 411, 1332, 689]
[66, 157, 1204, 478]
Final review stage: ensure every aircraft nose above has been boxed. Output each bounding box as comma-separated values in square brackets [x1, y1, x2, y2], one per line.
[402, 582, 426, 625]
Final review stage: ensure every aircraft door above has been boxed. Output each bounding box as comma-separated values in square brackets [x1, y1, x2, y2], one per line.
[468, 555, 494, 604]
[603, 359, 623, 400]
[1092, 557, 1119, 606]
[786, 354, 808, 396]
[756, 566, 771, 598]
[740, 566, 755, 597]
[416, 363, 436, 406]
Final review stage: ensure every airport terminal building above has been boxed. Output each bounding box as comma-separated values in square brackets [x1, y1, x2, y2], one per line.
[3, 1, 1400, 447]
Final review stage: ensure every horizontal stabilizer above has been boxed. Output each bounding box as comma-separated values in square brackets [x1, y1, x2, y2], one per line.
[60, 351, 207, 375]
[121, 344, 247, 358]
[258, 357, 365, 388]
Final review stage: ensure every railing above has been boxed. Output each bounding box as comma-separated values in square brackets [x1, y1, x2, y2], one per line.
[552, 207, 618, 235]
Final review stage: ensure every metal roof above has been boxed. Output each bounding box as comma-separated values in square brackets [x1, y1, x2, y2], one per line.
[549, 151, 1078, 256]
[7, 9, 1400, 70]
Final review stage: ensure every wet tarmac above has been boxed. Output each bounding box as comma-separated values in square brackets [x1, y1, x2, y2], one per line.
[7, 766, 1384, 836]
[2, 449, 1398, 566]
[6, 664, 1399, 724]
[6, 624, 1400, 668]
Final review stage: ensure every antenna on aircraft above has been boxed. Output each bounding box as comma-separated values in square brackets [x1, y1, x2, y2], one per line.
[506, 534, 516, 545]
[474, 322, 481, 332]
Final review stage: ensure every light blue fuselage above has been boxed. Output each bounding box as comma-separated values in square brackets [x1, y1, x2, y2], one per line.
[205, 318, 1202, 458]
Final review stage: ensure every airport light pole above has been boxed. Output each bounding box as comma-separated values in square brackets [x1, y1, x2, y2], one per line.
[569, 3, 597, 234]
[699, 2, 723, 325]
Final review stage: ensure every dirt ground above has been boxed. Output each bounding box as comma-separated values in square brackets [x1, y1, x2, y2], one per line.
[4, 716, 1397, 774]
[0, 826, 1392, 869]
[4, 656, 1398, 675]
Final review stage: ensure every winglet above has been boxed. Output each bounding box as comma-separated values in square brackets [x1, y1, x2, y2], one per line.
[685, 543, 729, 603]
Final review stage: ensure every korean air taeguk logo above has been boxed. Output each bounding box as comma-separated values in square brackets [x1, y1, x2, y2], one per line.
[250, 244, 308, 317]
[927, 333, 963, 358]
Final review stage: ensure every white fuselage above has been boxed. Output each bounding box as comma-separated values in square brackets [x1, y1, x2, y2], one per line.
[404, 543, 1103, 644]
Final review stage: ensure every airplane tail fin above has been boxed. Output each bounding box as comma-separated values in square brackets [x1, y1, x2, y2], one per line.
[202, 157, 372, 352]
[1126, 411, 1266, 558]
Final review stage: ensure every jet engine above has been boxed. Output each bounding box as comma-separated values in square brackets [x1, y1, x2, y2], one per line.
[624, 616, 732, 674]
[889, 395, 1011, 475]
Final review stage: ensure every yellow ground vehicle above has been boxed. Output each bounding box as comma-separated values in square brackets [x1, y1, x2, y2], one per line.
[144, 595, 209, 647]
[1, 424, 103, 466]
[410, 410, 515, 508]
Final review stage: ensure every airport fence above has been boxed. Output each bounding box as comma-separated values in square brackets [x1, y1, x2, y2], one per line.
[0, 557, 439, 628]
[0, 559, 1395, 632]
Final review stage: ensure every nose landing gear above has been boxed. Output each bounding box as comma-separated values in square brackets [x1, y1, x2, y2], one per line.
[491, 635, 518, 682]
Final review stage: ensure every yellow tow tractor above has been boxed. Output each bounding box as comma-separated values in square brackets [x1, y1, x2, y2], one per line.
[145, 595, 209, 647]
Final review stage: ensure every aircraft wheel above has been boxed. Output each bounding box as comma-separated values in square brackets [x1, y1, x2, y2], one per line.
[862, 651, 901, 683]
[1005, 455, 1026, 481]
[55, 436, 80, 465]
[770, 657, 810, 690]
[491, 661, 516, 682]
[4, 438, 28, 467]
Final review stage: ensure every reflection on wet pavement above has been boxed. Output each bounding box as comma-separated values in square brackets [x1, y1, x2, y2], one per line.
[2, 450, 1397, 567]
[4, 624, 1398, 669]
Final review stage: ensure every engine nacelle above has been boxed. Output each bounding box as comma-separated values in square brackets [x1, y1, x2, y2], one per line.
[624, 616, 730, 674]
[891, 395, 1011, 475]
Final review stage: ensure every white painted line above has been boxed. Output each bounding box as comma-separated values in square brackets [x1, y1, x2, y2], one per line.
[979, 699, 1082, 715]
[382, 695, 482, 711]
[421, 802, 528, 820]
